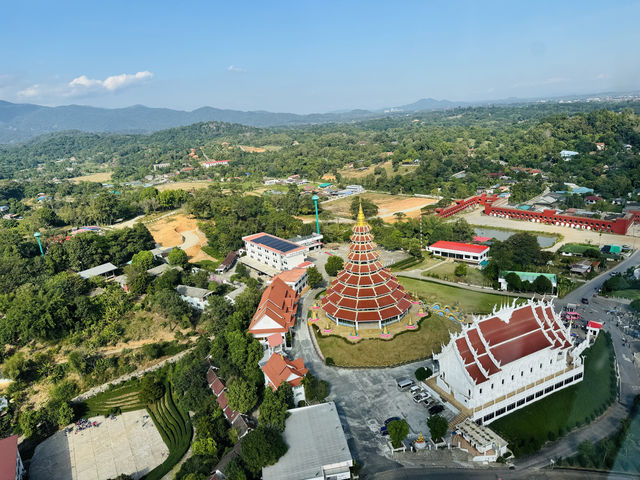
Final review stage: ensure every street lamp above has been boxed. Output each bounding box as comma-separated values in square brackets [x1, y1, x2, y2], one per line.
[312, 195, 320, 235]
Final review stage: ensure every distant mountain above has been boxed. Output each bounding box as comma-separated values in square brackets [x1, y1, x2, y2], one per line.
[2, 90, 638, 144]
[389, 97, 464, 112]
[0, 101, 382, 144]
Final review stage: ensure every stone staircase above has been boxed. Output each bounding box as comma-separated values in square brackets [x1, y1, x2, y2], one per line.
[448, 411, 469, 429]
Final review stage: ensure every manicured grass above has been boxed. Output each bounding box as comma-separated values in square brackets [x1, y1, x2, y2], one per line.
[605, 289, 640, 301]
[491, 333, 616, 457]
[313, 315, 458, 367]
[559, 243, 599, 254]
[390, 256, 441, 272]
[81, 381, 145, 417]
[425, 262, 491, 287]
[144, 384, 192, 480]
[398, 276, 524, 315]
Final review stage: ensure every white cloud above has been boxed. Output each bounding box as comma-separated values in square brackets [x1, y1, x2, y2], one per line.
[68, 70, 153, 92]
[18, 84, 42, 98]
[227, 65, 245, 73]
[596, 73, 610, 80]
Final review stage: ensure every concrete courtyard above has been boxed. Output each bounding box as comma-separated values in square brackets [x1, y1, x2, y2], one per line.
[30, 410, 168, 480]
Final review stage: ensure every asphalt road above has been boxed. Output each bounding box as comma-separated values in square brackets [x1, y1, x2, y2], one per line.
[374, 467, 640, 480]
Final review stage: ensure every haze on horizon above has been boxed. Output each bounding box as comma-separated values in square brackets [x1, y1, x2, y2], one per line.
[2, 0, 639, 114]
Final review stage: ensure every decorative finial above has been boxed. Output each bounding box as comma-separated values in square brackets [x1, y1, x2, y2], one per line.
[356, 200, 366, 227]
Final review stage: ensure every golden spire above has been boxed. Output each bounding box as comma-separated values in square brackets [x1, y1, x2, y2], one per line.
[356, 200, 366, 227]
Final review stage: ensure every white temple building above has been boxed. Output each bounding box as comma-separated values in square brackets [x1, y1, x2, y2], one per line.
[434, 300, 589, 424]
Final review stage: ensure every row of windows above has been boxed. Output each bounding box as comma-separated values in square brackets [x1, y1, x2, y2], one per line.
[491, 210, 613, 230]
[478, 364, 573, 394]
[480, 372, 583, 423]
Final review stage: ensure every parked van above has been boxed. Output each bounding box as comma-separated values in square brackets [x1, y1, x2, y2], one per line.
[396, 378, 414, 391]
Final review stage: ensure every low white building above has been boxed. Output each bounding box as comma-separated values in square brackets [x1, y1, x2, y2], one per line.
[427, 241, 489, 264]
[288, 232, 323, 252]
[242, 232, 308, 275]
[271, 268, 308, 294]
[454, 419, 508, 462]
[434, 300, 589, 424]
[262, 402, 353, 480]
[77, 262, 118, 280]
[176, 285, 212, 310]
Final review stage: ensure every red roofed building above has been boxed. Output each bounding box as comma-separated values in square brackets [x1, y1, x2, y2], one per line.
[261, 353, 308, 404]
[201, 160, 230, 168]
[206, 366, 250, 437]
[427, 241, 489, 264]
[434, 300, 589, 424]
[248, 277, 299, 348]
[321, 204, 412, 330]
[0, 435, 25, 480]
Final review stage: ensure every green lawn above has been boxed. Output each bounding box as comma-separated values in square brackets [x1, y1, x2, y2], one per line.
[605, 289, 640, 301]
[313, 315, 458, 367]
[81, 380, 145, 417]
[491, 333, 616, 457]
[398, 276, 524, 315]
[424, 262, 491, 287]
[559, 243, 599, 255]
[390, 256, 441, 272]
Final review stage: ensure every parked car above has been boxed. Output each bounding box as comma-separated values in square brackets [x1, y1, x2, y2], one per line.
[429, 404, 445, 415]
[581, 297, 589, 305]
[409, 385, 422, 395]
[413, 392, 430, 403]
[396, 378, 414, 391]
[380, 416, 402, 435]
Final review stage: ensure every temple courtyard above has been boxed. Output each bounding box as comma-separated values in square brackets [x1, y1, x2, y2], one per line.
[30, 409, 168, 480]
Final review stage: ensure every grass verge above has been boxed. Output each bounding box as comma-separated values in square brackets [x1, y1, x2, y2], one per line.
[312, 315, 457, 367]
[491, 332, 616, 457]
[80, 380, 145, 417]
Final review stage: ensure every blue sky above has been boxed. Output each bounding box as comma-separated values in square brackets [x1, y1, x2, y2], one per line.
[1, 1, 639, 113]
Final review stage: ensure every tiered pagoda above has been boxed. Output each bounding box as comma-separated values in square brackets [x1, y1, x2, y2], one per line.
[321, 203, 412, 330]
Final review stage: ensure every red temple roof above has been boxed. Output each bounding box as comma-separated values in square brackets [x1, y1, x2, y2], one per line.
[454, 302, 573, 384]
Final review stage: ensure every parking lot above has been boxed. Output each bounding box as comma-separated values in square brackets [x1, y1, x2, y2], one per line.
[306, 354, 458, 472]
[30, 410, 168, 480]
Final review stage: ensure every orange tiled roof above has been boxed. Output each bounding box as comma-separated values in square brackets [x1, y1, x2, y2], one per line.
[261, 353, 308, 390]
[273, 268, 306, 284]
[248, 277, 299, 334]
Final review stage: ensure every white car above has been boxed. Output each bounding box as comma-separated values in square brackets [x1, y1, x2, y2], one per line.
[413, 392, 430, 403]
[409, 385, 422, 395]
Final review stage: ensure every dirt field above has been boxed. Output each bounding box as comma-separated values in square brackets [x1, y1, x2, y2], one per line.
[323, 192, 437, 222]
[239, 145, 266, 153]
[460, 208, 640, 251]
[147, 213, 215, 262]
[155, 180, 214, 192]
[70, 172, 113, 183]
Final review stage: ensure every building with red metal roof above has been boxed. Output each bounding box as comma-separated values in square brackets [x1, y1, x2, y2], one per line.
[0, 435, 25, 480]
[434, 300, 589, 424]
[321, 204, 411, 330]
[427, 241, 490, 264]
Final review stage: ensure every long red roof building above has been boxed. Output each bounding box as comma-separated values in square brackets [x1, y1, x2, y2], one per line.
[321, 203, 411, 329]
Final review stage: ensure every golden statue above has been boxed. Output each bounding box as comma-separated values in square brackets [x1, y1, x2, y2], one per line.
[350, 327, 358, 337]
[382, 325, 389, 335]
[407, 316, 414, 326]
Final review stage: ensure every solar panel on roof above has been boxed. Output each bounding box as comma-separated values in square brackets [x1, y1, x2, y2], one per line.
[253, 234, 299, 253]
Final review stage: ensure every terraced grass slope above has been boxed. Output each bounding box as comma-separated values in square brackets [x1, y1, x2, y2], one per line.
[144, 385, 193, 480]
[82, 381, 145, 417]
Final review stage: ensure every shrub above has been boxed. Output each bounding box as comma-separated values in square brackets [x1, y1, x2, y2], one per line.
[325, 357, 335, 366]
[415, 366, 433, 381]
